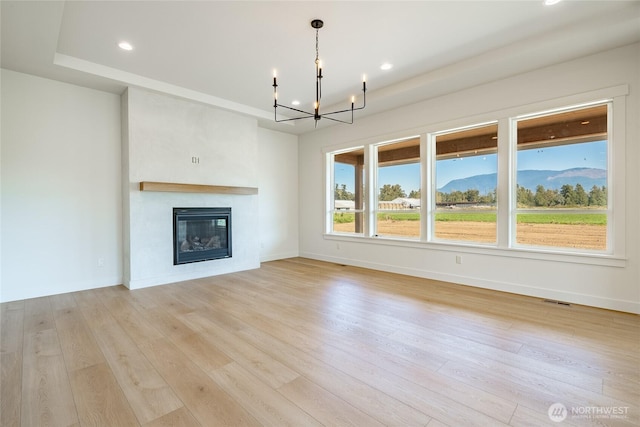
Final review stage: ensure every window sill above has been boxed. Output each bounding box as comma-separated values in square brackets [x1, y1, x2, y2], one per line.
[323, 233, 626, 268]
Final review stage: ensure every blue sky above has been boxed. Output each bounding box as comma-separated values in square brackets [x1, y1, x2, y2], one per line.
[517, 140, 607, 171]
[335, 140, 607, 193]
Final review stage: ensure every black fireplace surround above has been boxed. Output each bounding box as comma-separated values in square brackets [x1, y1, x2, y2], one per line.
[173, 207, 231, 265]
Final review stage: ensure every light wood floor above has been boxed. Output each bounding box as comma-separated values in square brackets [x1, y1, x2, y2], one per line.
[1, 258, 638, 426]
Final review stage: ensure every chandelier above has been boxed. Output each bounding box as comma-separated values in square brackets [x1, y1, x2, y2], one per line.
[272, 19, 366, 126]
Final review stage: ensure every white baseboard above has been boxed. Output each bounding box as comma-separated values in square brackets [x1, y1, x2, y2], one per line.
[0, 276, 123, 303]
[299, 251, 640, 314]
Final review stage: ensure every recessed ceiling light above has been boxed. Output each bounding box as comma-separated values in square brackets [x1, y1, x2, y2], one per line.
[544, 0, 562, 6]
[291, 100, 300, 106]
[118, 41, 134, 51]
[380, 62, 393, 71]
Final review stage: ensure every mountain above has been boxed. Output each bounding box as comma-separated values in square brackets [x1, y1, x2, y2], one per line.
[438, 167, 606, 194]
[438, 173, 498, 195]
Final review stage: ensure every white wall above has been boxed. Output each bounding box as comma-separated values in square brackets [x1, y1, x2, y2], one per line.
[0, 73, 300, 302]
[122, 87, 260, 289]
[298, 44, 640, 313]
[1, 69, 122, 302]
[258, 128, 299, 262]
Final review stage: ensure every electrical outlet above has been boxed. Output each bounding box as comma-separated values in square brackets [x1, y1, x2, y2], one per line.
[455, 255, 462, 264]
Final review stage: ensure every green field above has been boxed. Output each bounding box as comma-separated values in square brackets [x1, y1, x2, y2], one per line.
[334, 211, 606, 225]
[516, 213, 607, 225]
[378, 213, 421, 221]
[333, 212, 357, 224]
[435, 212, 496, 222]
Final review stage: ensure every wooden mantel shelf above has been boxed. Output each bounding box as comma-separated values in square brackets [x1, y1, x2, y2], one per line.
[139, 181, 258, 195]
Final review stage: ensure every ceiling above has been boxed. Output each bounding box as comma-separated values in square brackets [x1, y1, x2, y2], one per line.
[2, 1, 639, 135]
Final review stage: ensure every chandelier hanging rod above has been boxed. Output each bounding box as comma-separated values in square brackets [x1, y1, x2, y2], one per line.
[272, 19, 366, 127]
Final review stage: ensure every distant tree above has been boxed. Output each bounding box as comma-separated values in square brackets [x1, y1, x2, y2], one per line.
[574, 183, 589, 206]
[408, 189, 421, 199]
[438, 183, 606, 208]
[534, 185, 549, 207]
[589, 185, 607, 206]
[438, 189, 498, 204]
[440, 190, 465, 203]
[379, 184, 406, 201]
[516, 185, 534, 207]
[560, 184, 575, 206]
[464, 189, 480, 203]
[334, 183, 354, 201]
[534, 185, 562, 207]
[479, 189, 497, 204]
[551, 190, 565, 206]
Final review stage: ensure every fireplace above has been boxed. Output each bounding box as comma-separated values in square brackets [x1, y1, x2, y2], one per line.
[173, 207, 231, 265]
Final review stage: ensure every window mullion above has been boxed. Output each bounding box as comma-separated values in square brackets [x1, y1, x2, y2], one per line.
[609, 97, 624, 256]
[325, 152, 334, 234]
[496, 117, 512, 249]
[364, 144, 376, 237]
[421, 133, 430, 242]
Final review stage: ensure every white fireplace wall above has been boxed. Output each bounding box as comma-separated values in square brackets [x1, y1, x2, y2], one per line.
[123, 87, 260, 289]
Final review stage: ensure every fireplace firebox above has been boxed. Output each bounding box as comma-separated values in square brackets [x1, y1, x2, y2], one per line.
[173, 207, 231, 265]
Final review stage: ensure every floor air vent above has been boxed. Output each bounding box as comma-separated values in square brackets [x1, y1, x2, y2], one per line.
[543, 299, 571, 306]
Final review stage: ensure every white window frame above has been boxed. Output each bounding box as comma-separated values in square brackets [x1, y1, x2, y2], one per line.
[323, 85, 627, 267]
[428, 121, 499, 246]
[326, 146, 365, 235]
[372, 136, 422, 240]
[510, 100, 613, 254]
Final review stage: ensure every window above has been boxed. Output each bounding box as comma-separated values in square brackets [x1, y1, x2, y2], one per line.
[514, 103, 609, 251]
[331, 147, 364, 235]
[325, 90, 622, 260]
[433, 123, 498, 244]
[375, 137, 421, 239]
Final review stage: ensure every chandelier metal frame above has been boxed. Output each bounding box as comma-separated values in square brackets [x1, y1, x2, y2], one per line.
[272, 19, 366, 126]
